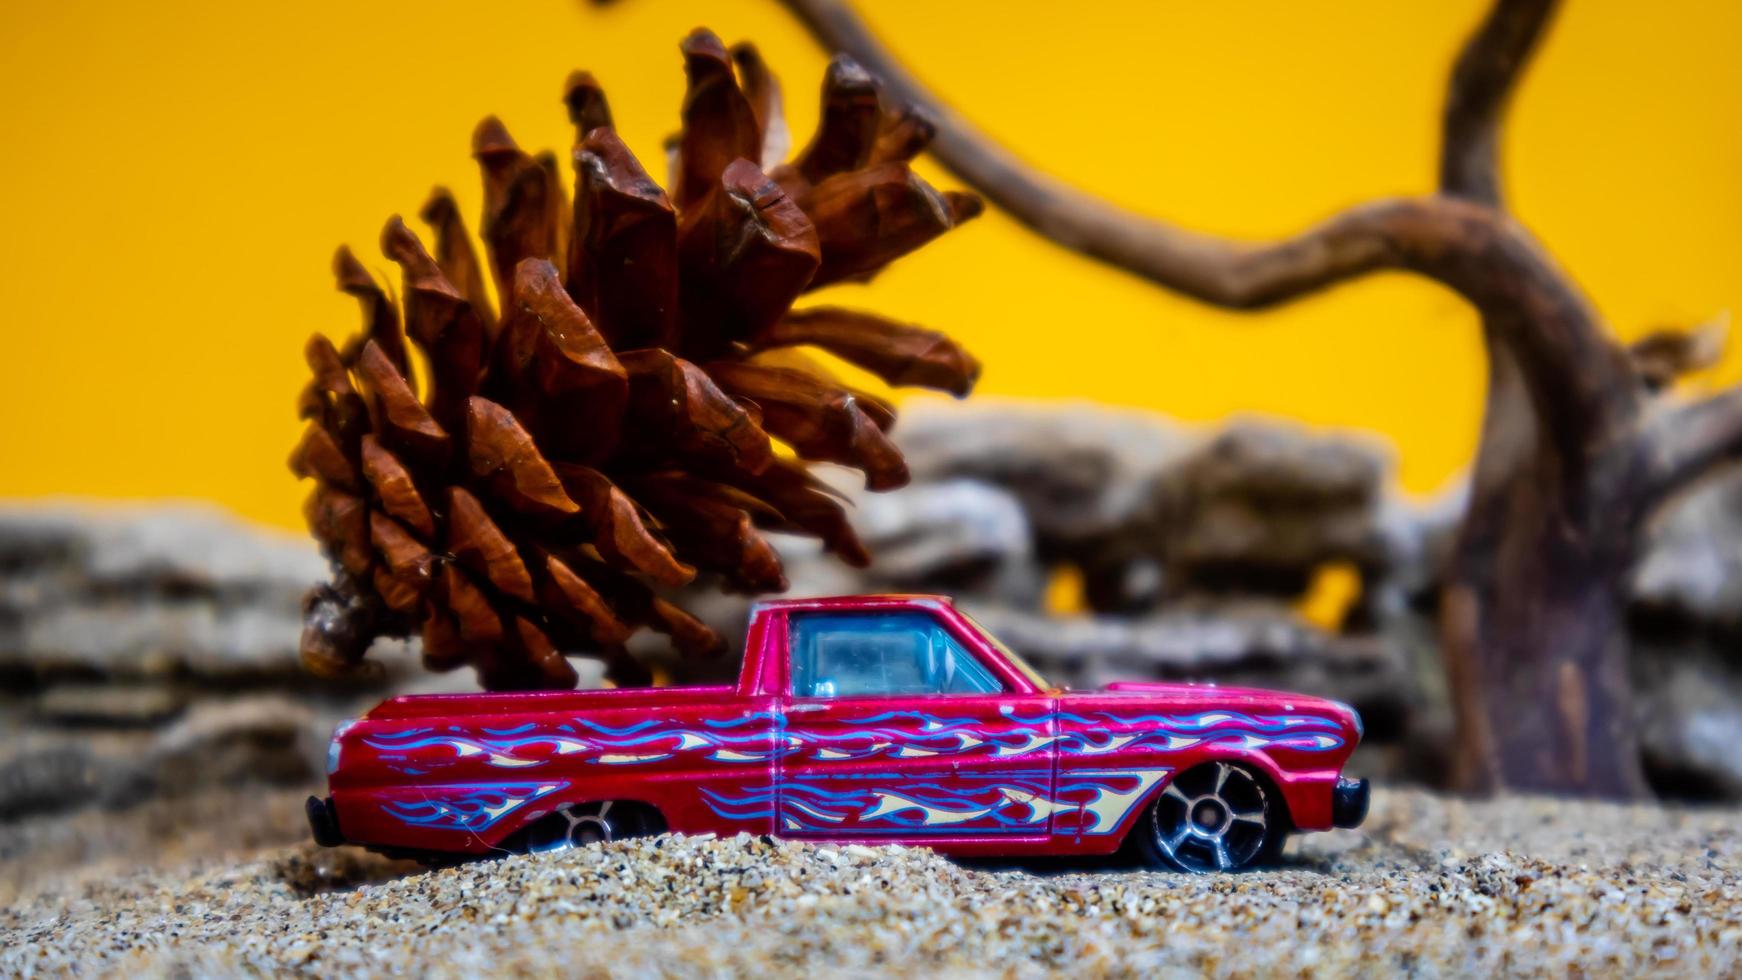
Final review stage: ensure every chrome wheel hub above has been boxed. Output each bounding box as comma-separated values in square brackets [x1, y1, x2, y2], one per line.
[530, 801, 615, 853]
[1151, 762, 1269, 872]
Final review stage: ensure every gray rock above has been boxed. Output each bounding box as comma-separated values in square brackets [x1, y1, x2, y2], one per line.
[1151, 421, 1392, 596]
[895, 404, 1397, 611]
[13, 600, 309, 679]
[147, 697, 322, 793]
[1381, 482, 1467, 602]
[0, 744, 103, 821]
[1632, 466, 1742, 634]
[1635, 648, 1742, 798]
[0, 503, 324, 600]
[0, 697, 324, 820]
[0, 503, 327, 680]
[33, 684, 186, 728]
[0, 503, 425, 823]
[848, 479, 1031, 580]
[841, 477, 1041, 605]
[894, 400, 1188, 555]
[959, 600, 1409, 726]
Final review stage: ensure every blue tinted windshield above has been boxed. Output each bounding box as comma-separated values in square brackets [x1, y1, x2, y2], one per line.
[790, 612, 1003, 698]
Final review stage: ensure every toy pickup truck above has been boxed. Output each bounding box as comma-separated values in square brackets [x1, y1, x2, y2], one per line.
[308, 594, 1368, 872]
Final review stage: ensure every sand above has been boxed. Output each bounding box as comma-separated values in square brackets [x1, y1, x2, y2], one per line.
[4, 788, 1740, 977]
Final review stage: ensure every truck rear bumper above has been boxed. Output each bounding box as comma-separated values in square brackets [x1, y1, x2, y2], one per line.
[306, 795, 345, 847]
[1330, 778, 1370, 829]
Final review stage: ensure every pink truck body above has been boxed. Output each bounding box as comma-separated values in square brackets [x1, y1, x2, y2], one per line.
[315, 594, 1367, 860]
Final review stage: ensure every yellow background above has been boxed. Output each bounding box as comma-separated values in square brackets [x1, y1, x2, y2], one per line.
[1, 0, 1738, 530]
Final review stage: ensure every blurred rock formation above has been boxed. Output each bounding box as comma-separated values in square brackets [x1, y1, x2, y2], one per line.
[3, 401, 1740, 822]
[683, 401, 1742, 798]
[1629, 471, 1742, 798]
[0, 506, 424, 821]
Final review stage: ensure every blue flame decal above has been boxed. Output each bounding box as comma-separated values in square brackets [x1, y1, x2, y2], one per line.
[701, 769, 1170, 836]
[380, 781, 567, 831]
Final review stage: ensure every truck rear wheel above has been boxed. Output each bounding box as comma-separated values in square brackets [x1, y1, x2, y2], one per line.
[1135, 762, 1284, 872]
[514, 800, 665, 854]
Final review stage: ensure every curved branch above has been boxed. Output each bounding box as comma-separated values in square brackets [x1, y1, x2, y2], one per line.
[1440, 0, 1561, 206]
[770, 3, 1561, 306]
[773, 0, 1241, 294]
[1640, 384, 1742, 506]
[771, 0, 1630, 437]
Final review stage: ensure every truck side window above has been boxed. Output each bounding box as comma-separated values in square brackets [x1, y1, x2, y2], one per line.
[789, 611, 1003, 698]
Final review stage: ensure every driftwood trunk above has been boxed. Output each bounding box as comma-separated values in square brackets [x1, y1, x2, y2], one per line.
[767, 0, 1742, 796]
[1444, 344, 1648, 796]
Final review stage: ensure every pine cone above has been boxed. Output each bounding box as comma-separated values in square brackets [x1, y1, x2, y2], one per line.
[290, 30, 982, 690]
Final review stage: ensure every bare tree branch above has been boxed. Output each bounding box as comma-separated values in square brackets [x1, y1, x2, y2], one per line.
[1628, 312, 1731, 392]
[772, 0, 1631, 443]
[1640, 384, 1742, 505]
[774, 0, 1559, 293]
[776, 0, 1291, 295]
[1440, 0, 1561, 205]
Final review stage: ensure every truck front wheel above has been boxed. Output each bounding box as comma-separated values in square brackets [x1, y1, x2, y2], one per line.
[511, 800, 666, 854]
[1134, 763, 1285, 872]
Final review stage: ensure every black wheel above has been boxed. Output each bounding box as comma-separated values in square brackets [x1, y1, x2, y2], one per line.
[513, 801, 664, 854]
[1136, 762, 1282, 872]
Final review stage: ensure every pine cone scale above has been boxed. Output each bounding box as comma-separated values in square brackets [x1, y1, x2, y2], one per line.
[419, 189, 496, 334]
[290, 422, 358, 492]
[784, 54, 881, 189]
[473, 118, 565, 302]
[572, 128, 679, 351]
[355, 341, 451, 468]
[761, 306, 981, 396]
[368, 512, 432, 613]
[462, 397, 580, 518]
[540, 551, 633, 646]
[358, 435, 436, 538]
[729, 42, 789, 170]
[804, 162, 964, 288]
[676, 29, 762, 212]
[446, 486, 539, 605]
[554, 463, 695, 588]
[676, 158, 819, 352]
[563, 71, 614, 139]
[333, 246, 411, 379]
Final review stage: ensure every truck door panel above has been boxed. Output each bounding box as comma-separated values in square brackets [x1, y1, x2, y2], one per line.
[775, 610, 1057, 838]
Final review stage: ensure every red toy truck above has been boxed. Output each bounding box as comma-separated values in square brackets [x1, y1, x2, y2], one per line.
[308, 594, 1368, 872]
